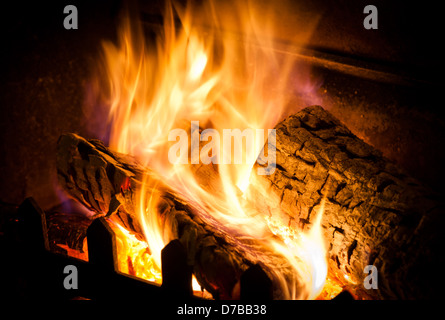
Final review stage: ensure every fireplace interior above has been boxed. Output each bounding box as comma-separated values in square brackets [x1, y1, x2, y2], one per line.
[0, 0, 444, 301]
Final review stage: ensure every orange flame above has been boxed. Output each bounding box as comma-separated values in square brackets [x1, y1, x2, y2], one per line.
[108, 217, 162, 283]
[93, 0, 327, 299]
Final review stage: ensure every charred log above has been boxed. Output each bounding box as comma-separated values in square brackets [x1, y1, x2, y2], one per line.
[247, 105, 444, 299]
[57, 133, 301, 299]
[57, 105, 444, 299]
[46, 209, 89, 258]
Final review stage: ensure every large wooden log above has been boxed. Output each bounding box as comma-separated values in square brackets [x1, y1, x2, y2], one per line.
[57, 105, 444, 300]
[247, 105, 444, 299]
[56, 133, 306, 299]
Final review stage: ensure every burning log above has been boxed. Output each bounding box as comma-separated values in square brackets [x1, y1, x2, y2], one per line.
[56, 133, 302, 299]
[247, 105, 444, 299]
[57, 105, 443, 300]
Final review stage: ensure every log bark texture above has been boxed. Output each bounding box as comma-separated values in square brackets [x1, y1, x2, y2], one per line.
[247, 105, 444, 299]
[56, 133, 304, 299]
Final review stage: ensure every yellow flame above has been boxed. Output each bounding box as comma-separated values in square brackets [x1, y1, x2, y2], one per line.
[267, 199, 328, 299]
[94, 0, 327, 299]
[108, 217, 162, 283]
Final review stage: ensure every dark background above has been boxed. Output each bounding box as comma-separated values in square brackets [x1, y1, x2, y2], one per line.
[0, 0, 443, 210]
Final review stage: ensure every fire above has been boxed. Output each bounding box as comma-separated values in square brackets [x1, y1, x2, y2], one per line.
[266, 200, 328, 299]
[92, 0, 328, 299]
[108, 217, 162, 283]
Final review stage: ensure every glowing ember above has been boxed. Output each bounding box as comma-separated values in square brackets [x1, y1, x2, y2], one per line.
[91, 0, 330, 299]
[57, 239, 88, 261]
[108, 217, 162, 283]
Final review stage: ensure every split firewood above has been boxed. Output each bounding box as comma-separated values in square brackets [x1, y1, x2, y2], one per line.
[247, 105, 444, 299]
[56, 133, 307, 299]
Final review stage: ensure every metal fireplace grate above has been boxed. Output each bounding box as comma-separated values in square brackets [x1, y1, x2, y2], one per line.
[0, 197, 281, 301]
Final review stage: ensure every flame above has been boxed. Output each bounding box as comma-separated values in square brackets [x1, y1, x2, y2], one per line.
[108, 217, 162, 283]
[93, 0, 328, 299]
[266, 199, 328, 299]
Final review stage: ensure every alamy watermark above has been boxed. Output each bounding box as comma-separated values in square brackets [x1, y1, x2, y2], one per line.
[63, 5, 78, 30]
[363, 5, 378, 30]
[363, 265, 378, 289]
[168, 121, 276, 175]
[63, 265, 78, 290]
